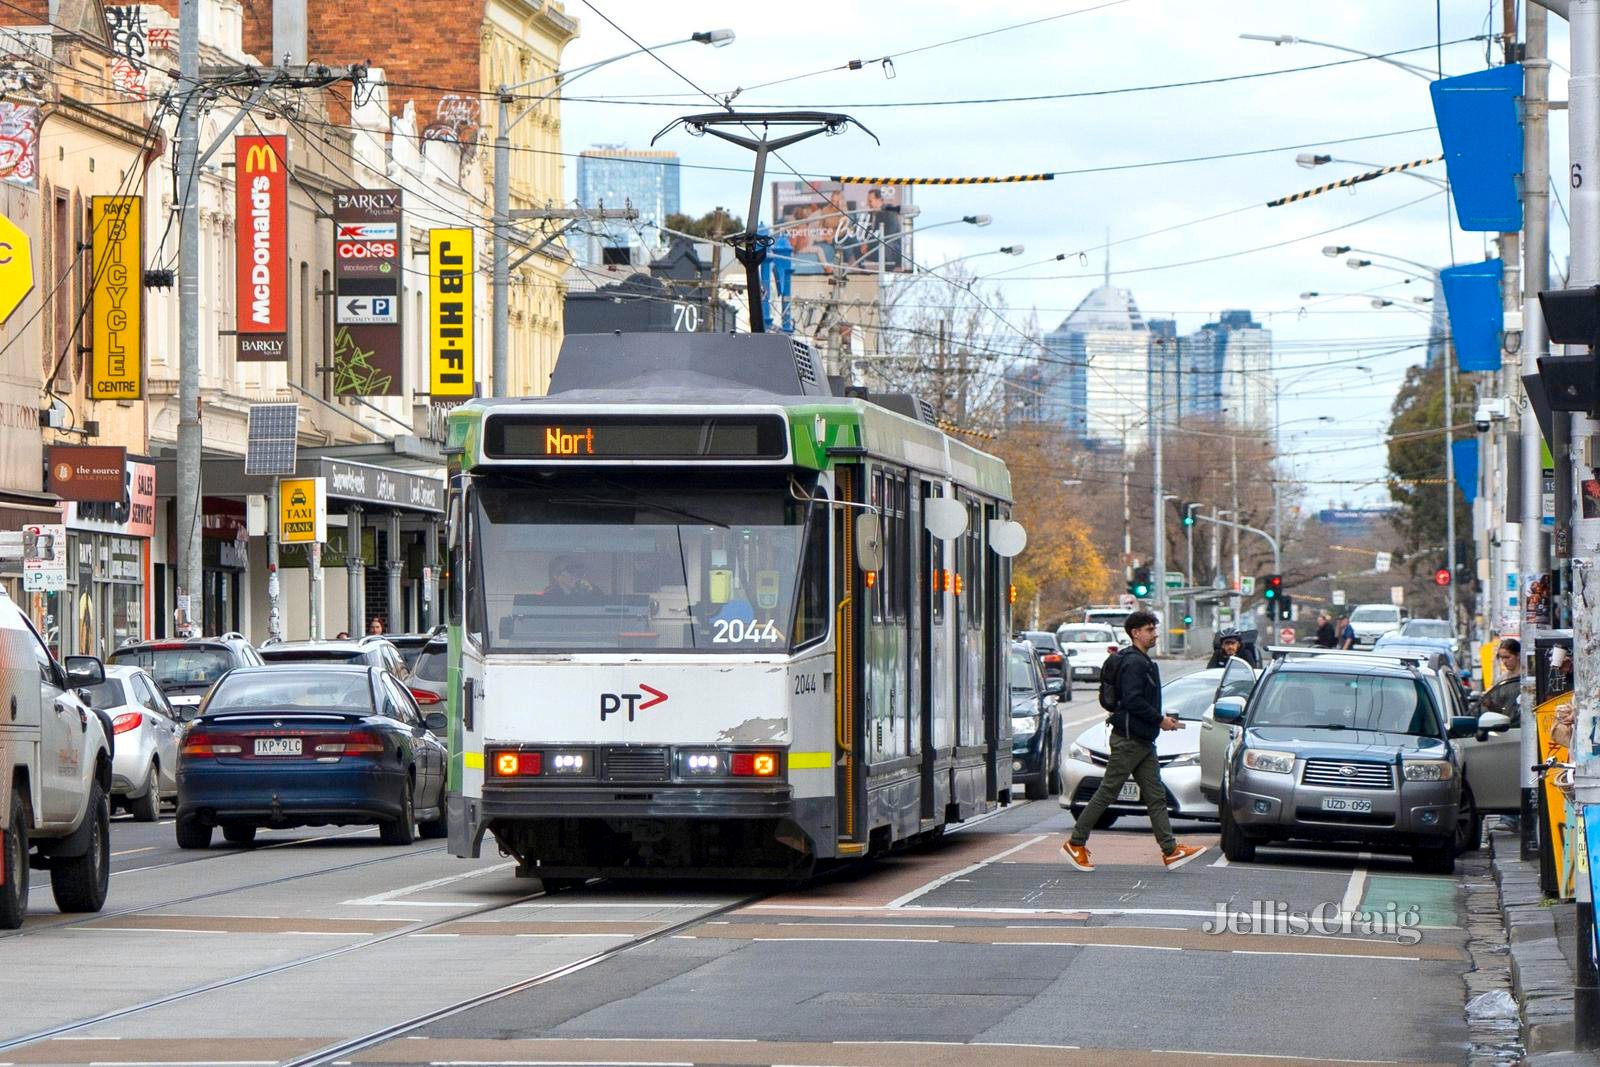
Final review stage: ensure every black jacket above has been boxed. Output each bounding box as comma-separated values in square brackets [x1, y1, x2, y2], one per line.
[1109, 646, 1164, 743]
[1315, 621, 1337, 648]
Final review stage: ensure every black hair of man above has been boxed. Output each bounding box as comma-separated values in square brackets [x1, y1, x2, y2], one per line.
[1124, 609, 1158, 635]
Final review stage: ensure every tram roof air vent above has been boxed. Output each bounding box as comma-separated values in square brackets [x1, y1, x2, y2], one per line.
[550, 333, 834, 398]
[790, 339, 819, 386]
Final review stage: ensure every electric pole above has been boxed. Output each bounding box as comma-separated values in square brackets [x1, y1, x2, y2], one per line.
[175, 0, 201, 635]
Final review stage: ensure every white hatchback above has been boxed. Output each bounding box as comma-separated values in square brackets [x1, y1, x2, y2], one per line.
[85, 666, 182, 822]
[1055, 624, 1122, 681]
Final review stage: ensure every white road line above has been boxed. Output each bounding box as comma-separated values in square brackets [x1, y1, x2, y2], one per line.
[1339, 859, 1370, 918]
[1231, 948, 1420, 961]
[885, 834, 1048, 908]
[340, 862, 516, 906]
[1011, 941, 1181, 951]
[69, 927, 221, 934]
[1148, 1052, 1398, 1063]
[111, 846, 156, 857]
[1209, 854, 1230, 868]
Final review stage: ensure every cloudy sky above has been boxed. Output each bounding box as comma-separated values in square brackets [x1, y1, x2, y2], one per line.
[556, 1, 1567, 509]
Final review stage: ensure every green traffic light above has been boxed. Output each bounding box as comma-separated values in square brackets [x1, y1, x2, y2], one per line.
[1182, 614, 1194, 625]
[1263, 588, 1276, 599]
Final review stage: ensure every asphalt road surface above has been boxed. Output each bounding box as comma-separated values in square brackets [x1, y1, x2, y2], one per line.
[3, 674, 1485, 1066]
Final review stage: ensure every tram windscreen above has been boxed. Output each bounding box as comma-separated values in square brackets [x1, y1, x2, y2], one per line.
[472, 471, 828, 654]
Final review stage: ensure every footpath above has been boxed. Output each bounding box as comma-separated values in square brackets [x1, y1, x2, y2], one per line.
[1489, 828, 1587, 1061]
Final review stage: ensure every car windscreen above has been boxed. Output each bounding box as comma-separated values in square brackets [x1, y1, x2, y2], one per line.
[1403, 620, 1453, 639]
[1085, 612, 1129, 629]
[1350, 607, 1399, 623]
[1059, 627, 1113, 644]
[107, 647, 233, 693]
[413, 645, 447, 683]
[82, 678, 128, 711]
[260, 648, 367, 664]
[1248, 671, 1441, 737]
[204, 672, 374, 714]
[1022, 633, 1057, 651]
[1009, 651, 1037, 692]
[1162, 673, 1222, 720]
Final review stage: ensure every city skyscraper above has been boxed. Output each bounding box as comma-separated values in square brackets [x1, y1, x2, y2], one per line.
[1028, 275, 1152, 449]
[574, 147, 681, 267]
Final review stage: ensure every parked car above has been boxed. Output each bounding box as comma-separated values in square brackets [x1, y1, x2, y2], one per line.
[175, 664, 449, 848]
[1207, 648, 1484, 873]
[1374, 635, 1472, 700]
[408, 638, 449, 738]
[1009, 640, 1064, 800]
[1062, 666, 1248, 827]
[85, 665, 182, 821]
[0, 589, 112, 928]
[107, 635, 264, 719]
[1017, 630, 1072, 699]
[1398, 617, 1463, 659]
[374, 632, 438, 672]
[1055, 624, 1121, 682]
[1083, 606, 1134, 645]
[259, 638, 408, 679]
[1346, 603, 1406, 648]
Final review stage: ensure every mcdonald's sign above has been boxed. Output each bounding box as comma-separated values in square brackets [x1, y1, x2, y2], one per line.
[234, 134, 288, 360]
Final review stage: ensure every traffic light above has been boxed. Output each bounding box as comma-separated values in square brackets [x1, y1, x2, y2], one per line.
[1129, 565, 1153, 599]
[1261, 574, 1283, 601]
[1434, 566, 1452, 587]
[1178, 500, 1198, 527]
[1182, 611, 1194, 626]
[1269, 594, 1293, 621]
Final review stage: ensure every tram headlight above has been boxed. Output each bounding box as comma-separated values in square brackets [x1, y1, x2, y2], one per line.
[549, 750, 593, 776]
[679, 750, 724, 777]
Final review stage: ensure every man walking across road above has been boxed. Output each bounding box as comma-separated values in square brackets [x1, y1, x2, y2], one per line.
[1315, 612, 1338, 649]
[1062, 610, 1208, 872]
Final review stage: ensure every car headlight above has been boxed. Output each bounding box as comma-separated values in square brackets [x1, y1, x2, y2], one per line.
[1165, 751, 1199, 768]
[1068, 741, 1092, 762]
[1242, 749, 1295, 774]
[1012, 714, 1040, 734]
[1402, 760, 1454, 781]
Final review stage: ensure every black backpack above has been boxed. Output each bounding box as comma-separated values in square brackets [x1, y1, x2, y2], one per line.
[1097, 648, 1125, 712]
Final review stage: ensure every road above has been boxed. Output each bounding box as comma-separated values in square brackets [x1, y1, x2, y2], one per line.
[1, 676, 1492, 1066]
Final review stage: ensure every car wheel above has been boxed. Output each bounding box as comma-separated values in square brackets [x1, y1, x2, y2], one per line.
[1219, 794, 1256, 863]
[222, 824, 256, 847]
[176, 816, 213, 850]
[0, 785, 30, 929]
[1413, 840, 1455, 875]
[418, 781, 448, 840]
[129, 762, 160, 823]
[1454, 785, 1482, 855]
[1048, 754, 1064, 797]
[380, 775, 417, 845]
[51, 785, 109, 914]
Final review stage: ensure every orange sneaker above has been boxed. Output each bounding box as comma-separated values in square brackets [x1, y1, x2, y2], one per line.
[1162, 844, 1208, 870]
[1061, 842, 1094, 872]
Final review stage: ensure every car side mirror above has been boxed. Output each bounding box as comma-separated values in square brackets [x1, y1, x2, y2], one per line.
[1449, 715, 1480, 740]
[1044, 677, 1065, 696]
[424, 711, 447, 731]
[1477, 710, 1513, 733]
[64, 655, 104, 688]
[1213, 696, 1246, 725]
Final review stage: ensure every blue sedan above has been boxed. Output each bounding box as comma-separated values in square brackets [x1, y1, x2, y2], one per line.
[175, 665, 448, 848]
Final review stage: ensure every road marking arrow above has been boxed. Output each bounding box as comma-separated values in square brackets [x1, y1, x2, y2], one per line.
[638, 684, 668, 710]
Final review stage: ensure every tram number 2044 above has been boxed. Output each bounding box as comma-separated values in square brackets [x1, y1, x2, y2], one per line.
[711, 618, 782, 644]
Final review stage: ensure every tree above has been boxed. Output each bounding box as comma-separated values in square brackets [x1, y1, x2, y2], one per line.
[1385, 361, 1474, 610]
[665, 208, 743, 240]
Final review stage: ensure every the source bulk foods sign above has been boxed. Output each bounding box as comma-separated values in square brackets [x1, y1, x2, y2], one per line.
[333, 189, 403, 397]
[235, 135, 289, 361]
[89, 195, 142, 398]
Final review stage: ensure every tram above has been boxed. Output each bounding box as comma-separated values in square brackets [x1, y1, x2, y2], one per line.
[441, 331, 1026, 880]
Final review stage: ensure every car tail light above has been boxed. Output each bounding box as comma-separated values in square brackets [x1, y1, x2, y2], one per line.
[313, 731, 384, 755]
[729, 751, 780, 777]
[1042, 653, 1062, 665]
[1107, 645, 1118, 654]
[181, 733, 242, 757]
[112, 712, 143, 734]
[408, 687, 441, 705]
[492, 750, 542, 777]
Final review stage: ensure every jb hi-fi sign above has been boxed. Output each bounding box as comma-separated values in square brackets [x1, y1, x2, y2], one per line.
[332, 188, 403, 397]
[235, 135, 289, 361]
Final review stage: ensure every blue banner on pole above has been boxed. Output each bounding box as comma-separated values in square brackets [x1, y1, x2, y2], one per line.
[1430, 64, 1524, 232]
[1440, 259, 1505, 372]
[1452, 439, 1479, 505]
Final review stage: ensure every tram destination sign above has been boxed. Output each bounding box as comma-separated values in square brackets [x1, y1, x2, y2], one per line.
[484, 414, 789, 461]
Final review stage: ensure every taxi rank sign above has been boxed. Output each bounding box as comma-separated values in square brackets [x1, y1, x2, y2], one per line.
[332, 188, 403, 397]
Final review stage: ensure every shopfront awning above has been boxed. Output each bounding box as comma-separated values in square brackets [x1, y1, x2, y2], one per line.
[150, 452, 445, 514]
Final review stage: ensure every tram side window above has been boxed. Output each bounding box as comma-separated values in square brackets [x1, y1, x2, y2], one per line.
[792, 495, 830, 647]
[890, 473, 908, 622]
[965, 500, 983, 626]
[929, 486, 945, 624]
[870, 471, 886, 624]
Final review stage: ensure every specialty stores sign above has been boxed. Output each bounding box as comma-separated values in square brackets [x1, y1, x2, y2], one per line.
[90, 196, 142, 398]
[235, 135, 289, 361]
[428, 228, 474, 398]
[332, 189, 403, 397]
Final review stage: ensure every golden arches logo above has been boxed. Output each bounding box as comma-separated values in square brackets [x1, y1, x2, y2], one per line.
[242, 143, 279, 174]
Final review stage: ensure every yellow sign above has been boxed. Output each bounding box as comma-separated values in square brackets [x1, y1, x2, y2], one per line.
[428, 228, 474, 397]
[89, 196, 142, 400]
[0, 213, 33, 323]
[278, 477, 325, 544]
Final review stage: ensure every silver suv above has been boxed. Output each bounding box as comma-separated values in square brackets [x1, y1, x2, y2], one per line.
[1211, 648, 1478, 874]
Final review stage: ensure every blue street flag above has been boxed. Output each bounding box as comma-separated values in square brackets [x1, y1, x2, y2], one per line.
[1430, 64, 1524, 232]
[1440, 259, 1504, 372]
[1452, 439, 1479, 505]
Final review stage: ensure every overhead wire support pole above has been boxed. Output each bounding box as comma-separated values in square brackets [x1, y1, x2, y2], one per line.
[1194, 512, 1281, 576]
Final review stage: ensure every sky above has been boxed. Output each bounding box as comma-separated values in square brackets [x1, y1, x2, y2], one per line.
[554, 1, 1569, 510]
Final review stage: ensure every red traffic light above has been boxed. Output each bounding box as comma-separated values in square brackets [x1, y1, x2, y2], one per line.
[1433, 568, 1452, 587]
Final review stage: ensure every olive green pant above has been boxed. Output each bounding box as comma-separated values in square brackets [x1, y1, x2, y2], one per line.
[1069, 731, 1177, 854]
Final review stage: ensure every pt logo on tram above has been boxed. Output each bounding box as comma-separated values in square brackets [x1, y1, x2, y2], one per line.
[598, 683, 668, 722]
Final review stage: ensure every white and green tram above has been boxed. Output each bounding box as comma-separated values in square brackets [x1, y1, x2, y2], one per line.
[442, 332, 1026, 880]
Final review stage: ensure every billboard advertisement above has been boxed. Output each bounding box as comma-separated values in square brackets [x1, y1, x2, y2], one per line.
[332, 188, 403, 396]
[428, 228, 474, 398]
[47, 444, 126, 503]
[235, 134, 289, 360]
[771, 180, 913, 274]
[89, 194, 141, 398]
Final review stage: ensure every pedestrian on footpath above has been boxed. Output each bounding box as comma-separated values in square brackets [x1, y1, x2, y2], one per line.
[1315, 612, 1337, 648]
[1061, 609, 1208, 873]
[1337, 615, 1357, 650]
[368, 617, 385, 636]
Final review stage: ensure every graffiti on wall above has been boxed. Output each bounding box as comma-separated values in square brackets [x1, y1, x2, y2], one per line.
[331, 326, 393, 397]
[421, 94, 481, 163]
[0, 63, 46, 100]
[104, 6, 148, 97]
[0, 104, 39, 187]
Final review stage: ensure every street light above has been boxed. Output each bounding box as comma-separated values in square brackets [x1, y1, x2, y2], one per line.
[491, 29, 735, 396]
[1296, 152, 1449, 190]
[1324, 245, 1440, 276]
[1239, 33, 1437, 80]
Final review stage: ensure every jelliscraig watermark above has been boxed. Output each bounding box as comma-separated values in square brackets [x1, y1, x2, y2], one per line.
[1202, 900, 1424, 945]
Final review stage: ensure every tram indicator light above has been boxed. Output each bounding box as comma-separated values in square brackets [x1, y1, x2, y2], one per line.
[492, 750, 541, 777]
[729, 751, 781, 777]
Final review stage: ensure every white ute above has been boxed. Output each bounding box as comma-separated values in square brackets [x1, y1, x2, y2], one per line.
[0, 589, 113, 928]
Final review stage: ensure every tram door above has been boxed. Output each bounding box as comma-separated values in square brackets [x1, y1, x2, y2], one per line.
[919, 480, 953, 821]
[952, 495, 988, 813]
[910, 478, 932, 821]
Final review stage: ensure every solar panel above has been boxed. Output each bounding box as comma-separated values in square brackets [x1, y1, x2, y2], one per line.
[246, 403, 300, 476]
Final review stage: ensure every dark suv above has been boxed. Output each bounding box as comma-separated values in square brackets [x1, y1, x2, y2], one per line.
[1017, 630, 1072, 700]
[1009, 640, 1065, 800]
[107, 634, 263, 718]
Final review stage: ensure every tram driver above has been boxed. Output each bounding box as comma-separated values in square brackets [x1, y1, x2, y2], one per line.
[542, 555, 597, 601]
